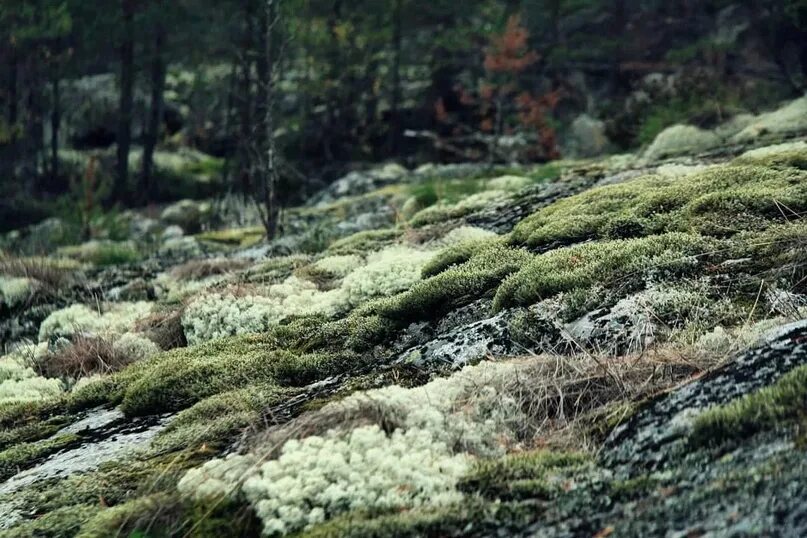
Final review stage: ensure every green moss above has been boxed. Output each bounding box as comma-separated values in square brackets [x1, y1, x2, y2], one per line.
[459, 450, 591, 501]
[118, 335, 280, 416]
[242, 254, 309, 284]
[298, 503, 486, 538]
[366, 243, 532, 322]
[0, 504, 97, 538]
[0, 414, 72, 451]
[493, 232, 714, 311]
[57, 240, 141, 266]
[76, 492, 182, 538]
[510, 165, 807, 249]
[733, 143, 807, 170]
[196, 226, 264, 247]
[151, 383, 288, 454]
[609, 474, 661, 501]
[421, 235, 504, 278]
[0, 433, 79, 481]
[690, 364, 807, 449]
[324, 229, 400, 256]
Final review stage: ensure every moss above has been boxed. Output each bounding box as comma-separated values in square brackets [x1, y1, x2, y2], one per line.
[366, 243, 532, 322]
[0, 433, 79, 481]
[421, 235, 504, 278]
[76, 492, 183, 538]
[733, 141, 807, 170]
[117, 335, 280, 416]
[242, 254, 309, 284]
[57, 240, 141, 266]
[151, 384, 288, 454]
[298, 502, 486, 538]
[324, 229, 400, 256]
[0, 414, 71, 451]
[409, 190, 508, 227]
[689, 364, 807, 449]
[196, 226, 265, 247]
[609, 474, 661, 501]
[509, 165, 807, 249]
[493, 232, 714, 311]
[0, 504, 97, 538]
[459, 450, 591, 501]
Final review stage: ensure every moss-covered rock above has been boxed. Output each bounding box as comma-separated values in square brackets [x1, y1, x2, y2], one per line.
[509, 164, 807, 249]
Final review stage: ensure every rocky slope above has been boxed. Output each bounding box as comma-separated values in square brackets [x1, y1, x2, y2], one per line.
[0, 96, 806, 537]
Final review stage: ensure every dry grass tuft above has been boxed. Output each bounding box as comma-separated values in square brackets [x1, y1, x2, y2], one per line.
[0, 255, 79, 291]
[134, 309, 187, 350]
[169, 257, 251, 281]
[36, 335, 133, 379]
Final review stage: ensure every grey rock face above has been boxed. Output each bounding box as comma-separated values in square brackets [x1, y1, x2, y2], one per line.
[603, 319, 807, 471]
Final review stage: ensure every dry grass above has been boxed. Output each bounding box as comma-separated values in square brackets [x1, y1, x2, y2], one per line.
[245, 345, 710, 457]
[0, 255, 79, 291]
[168, 257, 251, 281]
[134, 309, 187, 350]
[36, 335, 134, 379]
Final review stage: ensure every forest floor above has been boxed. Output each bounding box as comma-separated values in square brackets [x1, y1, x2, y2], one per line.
[1, 96, 807, 537]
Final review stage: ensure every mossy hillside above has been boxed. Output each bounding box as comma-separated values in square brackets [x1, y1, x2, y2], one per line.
[421, 235, 504, 278]
[0, 505, 97, 538]
[196, 226, 265, 247]
[0, 433, 79, 481]
[150, 383, 289, 454]
[509, 164, 807, 249]
[324, 228, 401, 256]
[689, 364, 807, 449]
[493, 232, 715, 311]
[365, 243, 533, 323]
[68, 315, 380, 418]
[732, 140, 807, 170]
[459, 450, 591, 501]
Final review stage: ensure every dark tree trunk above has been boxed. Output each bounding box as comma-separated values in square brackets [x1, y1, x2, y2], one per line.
[255, 0, 280, 240]
[115, 0, 136, 204]
[388, 0, 403, 154]
[141, 21, 166, 204]
[235, 0, 256, 195]
[50, 75, 60, 181]
[256, 0, 269, 164]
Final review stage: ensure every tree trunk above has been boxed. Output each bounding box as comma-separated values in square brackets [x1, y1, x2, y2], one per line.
[258, 0, 280, 239]
[141, 20, 166, 204]
[50, 75, 60, 181]
[235, 0, 256, 195]
[388, 0, 403, 154]
[115, 0, 136, 204]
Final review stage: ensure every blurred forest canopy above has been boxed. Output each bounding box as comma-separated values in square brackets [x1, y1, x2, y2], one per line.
[0, 0, 806, 230]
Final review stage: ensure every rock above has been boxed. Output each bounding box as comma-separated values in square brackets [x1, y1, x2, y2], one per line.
[642, 124, 722, 161]
[161, 225, 185, 240]
[731, 95, 807, 143]
[396, 308, 518, 368]
[160, 199, 204, 233]
[603, 319, 807, 471]
[310, 163, 408, 205]
[564, 114, 612, 158]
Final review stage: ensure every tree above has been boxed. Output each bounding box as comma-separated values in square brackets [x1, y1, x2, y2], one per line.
[114, 0, 136, 203]
[253, 0, 282, 239]
[140, 1, 167, 204]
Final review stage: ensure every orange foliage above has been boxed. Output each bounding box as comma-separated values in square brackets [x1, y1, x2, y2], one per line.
[484, 14, 539, 74]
